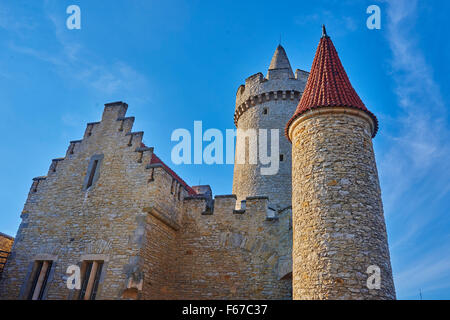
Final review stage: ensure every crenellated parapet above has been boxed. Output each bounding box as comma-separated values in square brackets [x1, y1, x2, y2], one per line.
[234, 70, 308, 126]
[183, 193, 285, 222]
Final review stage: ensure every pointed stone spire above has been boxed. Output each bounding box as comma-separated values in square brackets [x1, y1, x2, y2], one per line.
[266, 45, 294, 80]
[286, 26, 378, 139]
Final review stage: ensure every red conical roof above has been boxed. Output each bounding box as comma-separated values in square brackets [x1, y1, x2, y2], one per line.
[286, 26, 378, 140]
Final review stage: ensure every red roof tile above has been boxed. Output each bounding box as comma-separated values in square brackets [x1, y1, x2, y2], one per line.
[286, 27, 378, 140]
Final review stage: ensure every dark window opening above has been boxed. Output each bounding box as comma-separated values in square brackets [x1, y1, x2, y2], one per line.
[148, 168, 155, 182]
[280, 271, 292, 281]
[86, 160, 99, 189]
[27, 261, 53, 300]
[263, 108, 268, 115]
[280, 154, 284, 162]
[170, 179, 175, 194]
[79, 261, 104, 300]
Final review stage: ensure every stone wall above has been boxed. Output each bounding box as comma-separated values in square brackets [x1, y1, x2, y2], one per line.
[289, 108, 395, 300]
[0, 233, 14, 278]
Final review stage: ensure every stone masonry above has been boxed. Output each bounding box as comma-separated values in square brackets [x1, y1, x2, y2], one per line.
[289, 109, 395, 299]
[0, 233, 14, 278]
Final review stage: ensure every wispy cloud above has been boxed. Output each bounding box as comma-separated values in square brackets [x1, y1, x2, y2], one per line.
[6, 1, 151, 103]
[394, 241, 450, 298]
[0, 3, 36, 32]
[380, 0, 450, 298]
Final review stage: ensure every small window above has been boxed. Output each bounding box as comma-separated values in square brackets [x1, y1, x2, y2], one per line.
[27, 261, 53, 300]
[170, 179, 175, 194]
[148, 168, 155, 182]
[86, 160, 98, 189]
[263, 108, 268, 115]
[83, 154, 103, 190]
[280, 154, 284, 162]
[79, 261, 104, 300]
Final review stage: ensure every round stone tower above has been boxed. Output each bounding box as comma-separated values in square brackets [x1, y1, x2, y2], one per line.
[232, 45, 308, 210]
[286, 27, 396, 299]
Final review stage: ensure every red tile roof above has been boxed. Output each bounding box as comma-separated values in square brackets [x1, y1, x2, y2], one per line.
[147, 147, 196, 195]
[286, 28, 378, 140]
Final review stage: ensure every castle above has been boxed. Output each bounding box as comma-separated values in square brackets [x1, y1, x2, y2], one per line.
[0, 27, 396, 300]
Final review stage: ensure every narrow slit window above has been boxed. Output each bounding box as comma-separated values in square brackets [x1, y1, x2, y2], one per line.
[149, 168, 154, 182]
[79, 261, 104, 300]
[280, 154, 284, 162]
[86, 160, 98, 189]
[170, 179, 175, 194]
[27, 261, 53, 300]
[83, 154, 103, 190]
[263, 108, 268, 115]
[174, 183, 179, 198]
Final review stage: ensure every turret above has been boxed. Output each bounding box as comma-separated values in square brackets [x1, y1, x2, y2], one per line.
[286, 26, 395, 299]
[232, 45, 308, 210]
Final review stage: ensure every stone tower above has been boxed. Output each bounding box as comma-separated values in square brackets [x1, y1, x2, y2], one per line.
[232, 45, 308, 210]
[286, 27, 396, 299]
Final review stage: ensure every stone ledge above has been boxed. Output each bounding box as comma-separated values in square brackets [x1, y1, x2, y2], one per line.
[246, 196, 269, 201]
[214, 194, 237, 199]
[126, 131, 144, 136]
[79, 253, 110, 262]
[117, 116, 135, 121]
[135, 147, 153, 153]
[234, 90, 303, 126]
[32, 176, 47, 181]
[287, 106, 377, 141]
[184, 195, 208, 201]
[143, 206, 180, 231]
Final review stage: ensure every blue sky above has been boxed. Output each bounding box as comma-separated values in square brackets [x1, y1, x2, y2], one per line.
[0, 0, 449, 299]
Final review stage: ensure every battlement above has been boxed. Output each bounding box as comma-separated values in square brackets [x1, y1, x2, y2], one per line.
[234, 69, 308, 126]
[184, 193, 278, 221]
